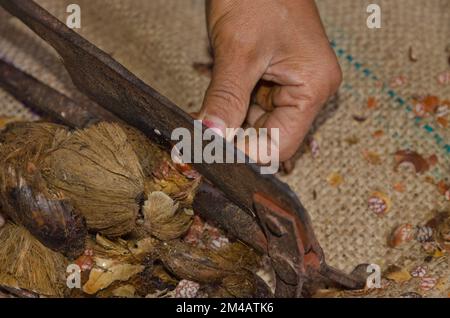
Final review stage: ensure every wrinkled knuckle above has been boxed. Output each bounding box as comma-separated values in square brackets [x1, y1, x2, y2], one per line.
[209, 79, 247, 112]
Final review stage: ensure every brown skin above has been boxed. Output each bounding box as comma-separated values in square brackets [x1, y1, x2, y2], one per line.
[200, 0, 342, 162]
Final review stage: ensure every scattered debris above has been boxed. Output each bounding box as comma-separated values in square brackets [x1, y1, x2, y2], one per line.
[420, 277, 437, 291]
[344, 136, 360, 145]
[372, 130, 384, 138]
[368, 191, 391, 216]
[352, 115, 367, 123]
[394, 150, 430, 174]
[390, 75, 407, 88]
[75, 250, 94, 272]
[393, 182, 406, 193]
[410, 266, 427, 278]
[367, 96, 378, 109]
[408, 47, 418, 62]
[412, 95, 440, 118]
[421, 241, 439, 254]
[437, 70, 450, 86]
[309, 137, 320, 158]
[327, 172, 344, 187]
[362, 150, 382, 165]
[174, 280, 200, 298]
[388, 224, 415, 247]
[415, 226, 434, 243]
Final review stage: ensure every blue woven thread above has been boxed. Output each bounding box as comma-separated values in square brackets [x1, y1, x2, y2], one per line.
[330, 41, 450, 155]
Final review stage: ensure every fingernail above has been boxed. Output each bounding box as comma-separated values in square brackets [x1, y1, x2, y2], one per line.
[203, 115, 226, 137]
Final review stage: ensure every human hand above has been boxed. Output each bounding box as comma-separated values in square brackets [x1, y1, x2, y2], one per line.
[200, 0, 341, 162]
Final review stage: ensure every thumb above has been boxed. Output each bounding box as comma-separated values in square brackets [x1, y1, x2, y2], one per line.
[200, 56, 262, 137]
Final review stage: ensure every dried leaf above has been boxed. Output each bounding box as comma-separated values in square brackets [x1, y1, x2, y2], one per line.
[432, 249, 445, 258]
[82, 258, 144, 295]
[385, 269, 411, 283]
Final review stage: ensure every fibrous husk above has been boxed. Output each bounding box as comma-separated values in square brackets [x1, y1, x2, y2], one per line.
[145, 161, 201, 208]
[120, 124, 168, 177]
[121, 125, 201, 207]
[143, 191, 192, 240]
[0, 122, 66, 154]
[41, 122, 145, 236]
[221, 273, 273, 298]
[0, 222, 68, 297]
[0, 123, 87, 257]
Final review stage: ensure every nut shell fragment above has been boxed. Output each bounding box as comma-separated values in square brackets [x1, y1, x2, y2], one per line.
[394, 150, 430, 174]
[368, 191, 391, 216]
[388, 224, 415, 247]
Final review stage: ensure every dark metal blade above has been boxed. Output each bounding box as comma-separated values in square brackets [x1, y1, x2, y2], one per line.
[0, 0, 320, 253]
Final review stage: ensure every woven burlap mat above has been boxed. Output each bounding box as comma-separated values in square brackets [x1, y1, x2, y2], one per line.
[0, 0, 448, 297]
